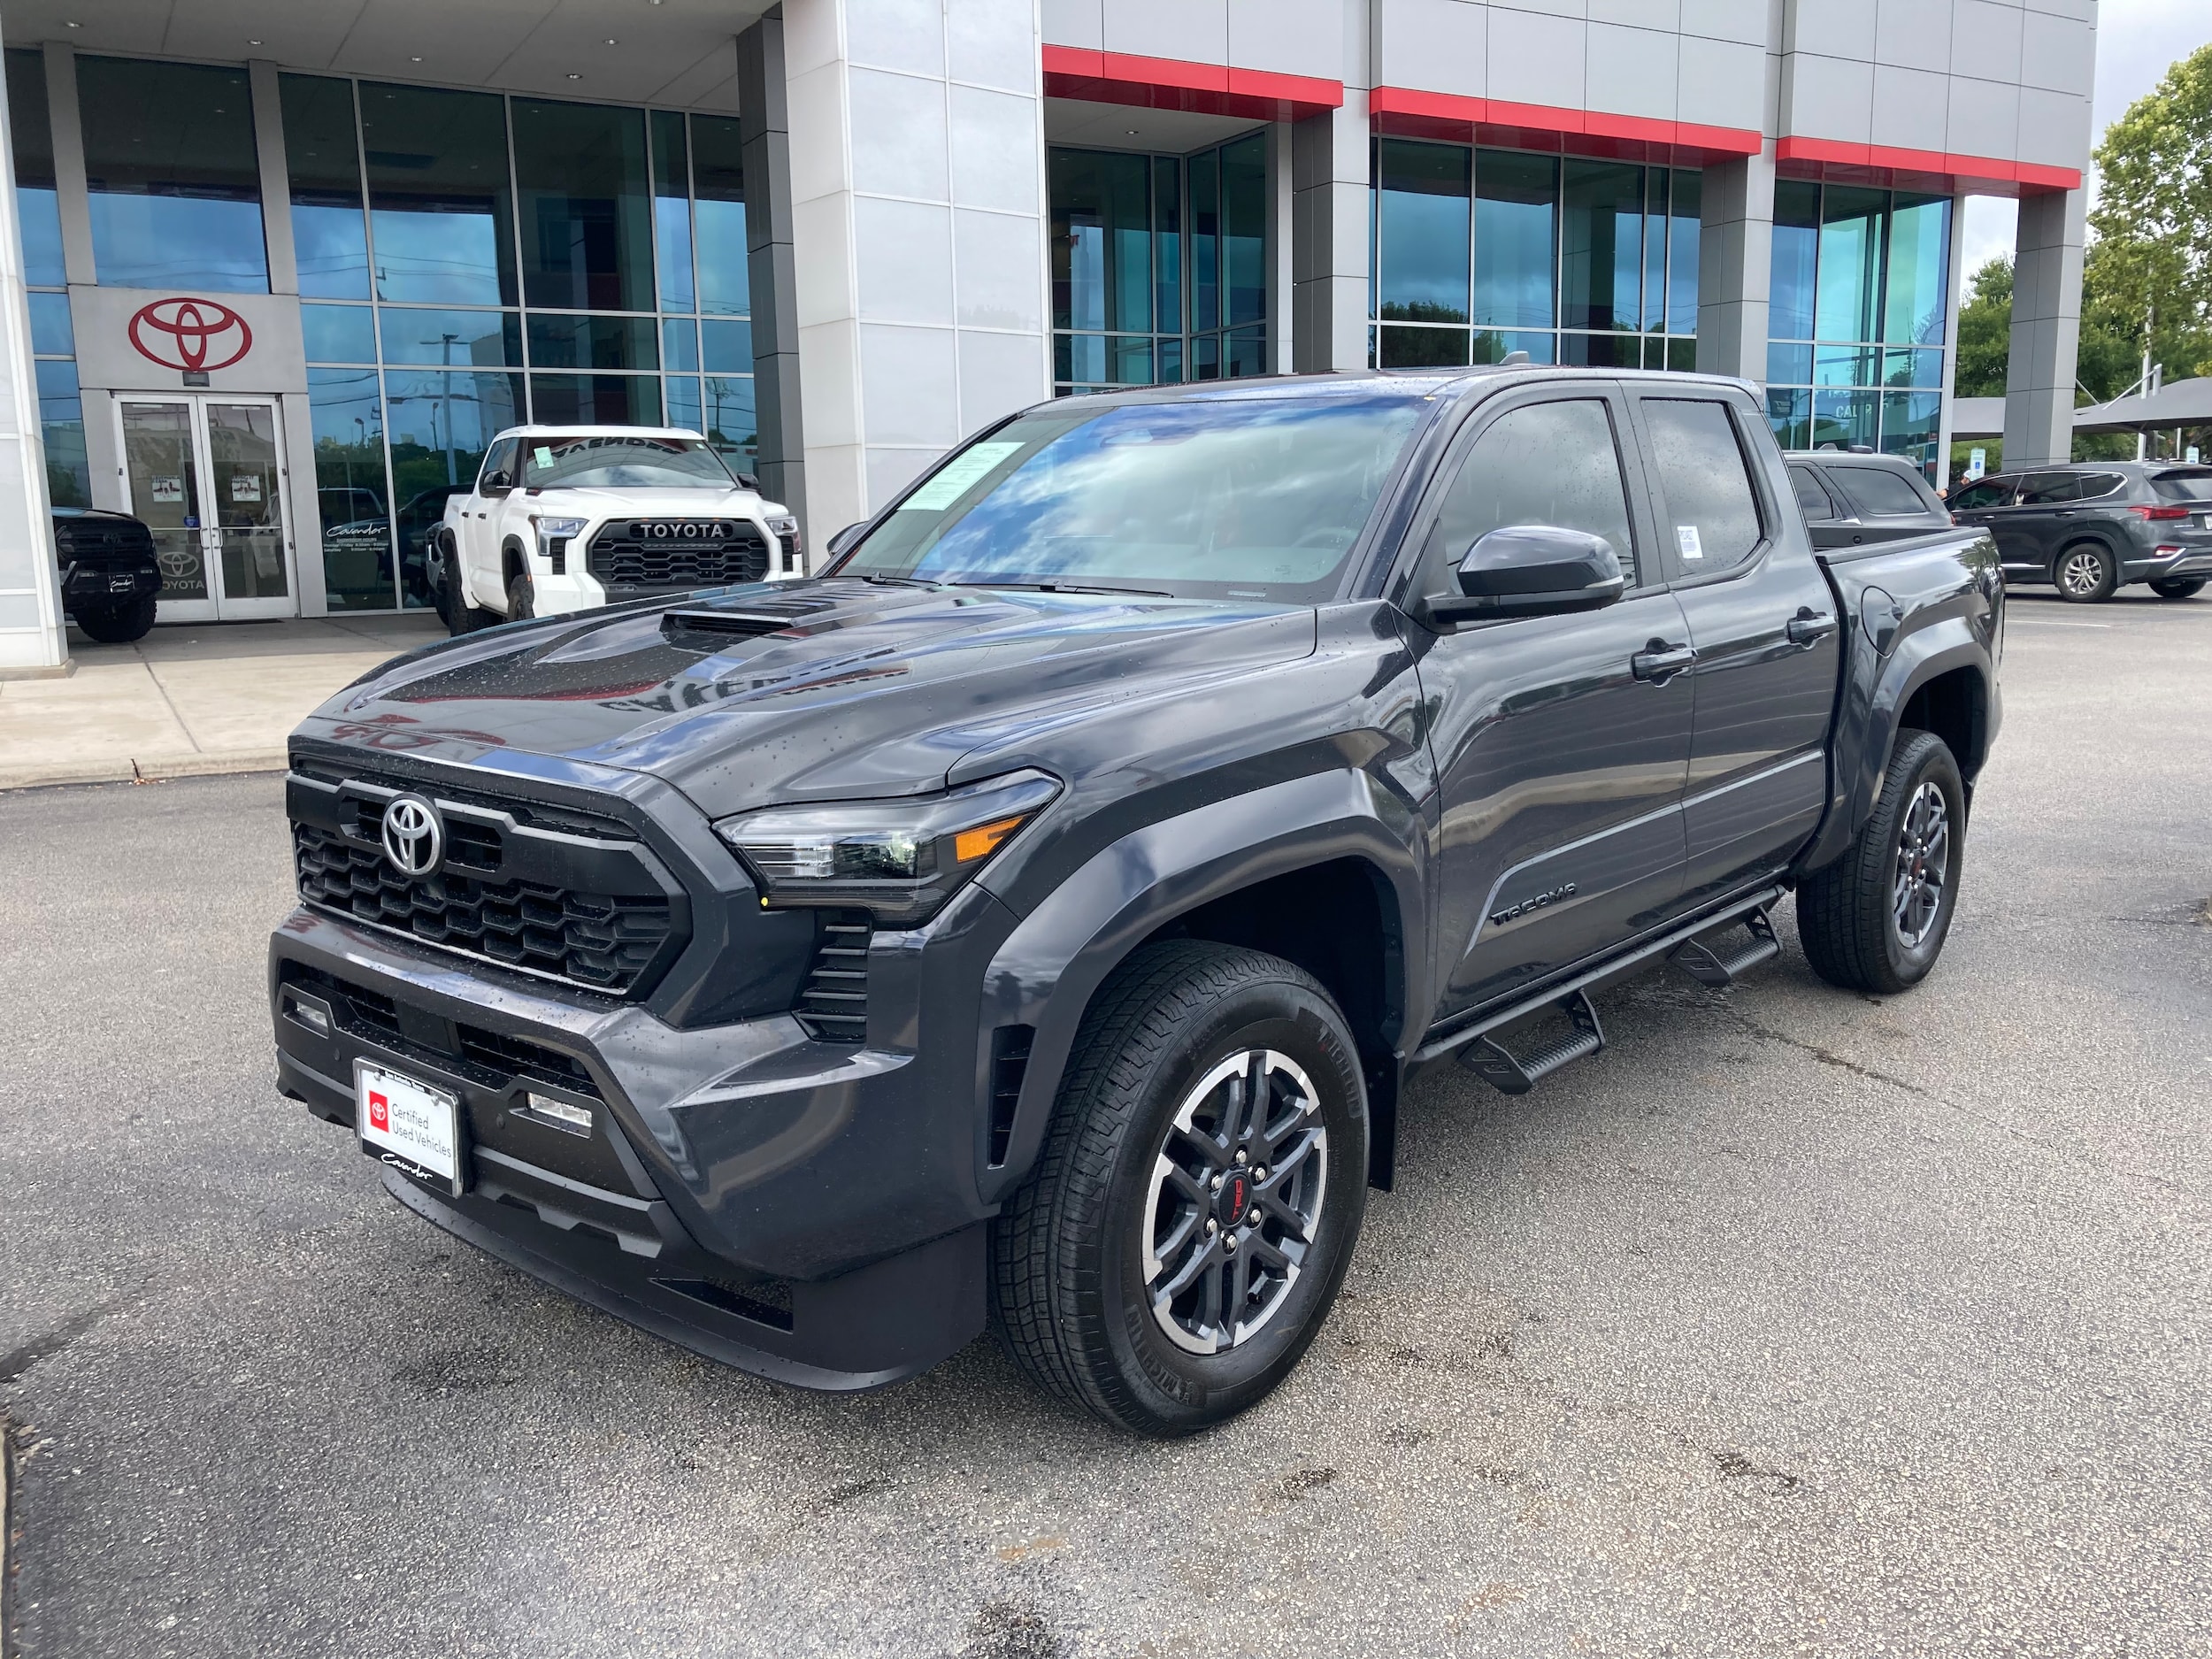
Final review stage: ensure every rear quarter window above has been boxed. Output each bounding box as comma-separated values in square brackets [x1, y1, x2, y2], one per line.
[2073, 472, 2127, 500]
[1838, 467, 1937, 518]
[2150, 471, 2212, 503]
[1788, 465, 1838, 522]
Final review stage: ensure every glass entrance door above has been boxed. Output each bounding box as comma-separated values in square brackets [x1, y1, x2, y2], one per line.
[118, 397, 296, 621]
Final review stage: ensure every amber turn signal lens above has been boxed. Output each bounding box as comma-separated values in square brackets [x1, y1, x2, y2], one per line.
[955, 815, 1028, 864]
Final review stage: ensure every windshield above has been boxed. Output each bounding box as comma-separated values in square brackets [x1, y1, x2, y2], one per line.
[2150, 470, 2212, 503]
[520, 434, 738, 490]
[836, 395, 1432, 601]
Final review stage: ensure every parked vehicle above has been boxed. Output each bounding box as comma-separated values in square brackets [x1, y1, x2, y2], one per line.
[396, 485, 471, 618]
[1947, 462, 2212, 602]
[55, 506, 162, 642]
[434, 426, 803, 632]
[1788, 452, 1953, 551]
[270, 368, 2002, 1434]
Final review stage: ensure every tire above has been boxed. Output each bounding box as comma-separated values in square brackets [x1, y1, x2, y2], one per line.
[443, 550, 498, 636]
[1797, 728, 1966, 995]
[70, 592, 157, 643]
[991, 940, 1370, 1437]
[507, 571, 536, 621]
[2053, 541, 2117, 603]
[2150, 577, 2206, 600]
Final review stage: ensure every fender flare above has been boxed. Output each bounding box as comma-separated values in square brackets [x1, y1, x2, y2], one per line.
[971, 768, 1425, 1204]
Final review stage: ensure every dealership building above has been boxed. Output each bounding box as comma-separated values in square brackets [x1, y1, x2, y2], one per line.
[0, 0, 2094, 671]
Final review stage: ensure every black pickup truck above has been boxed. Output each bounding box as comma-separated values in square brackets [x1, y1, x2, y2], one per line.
[268, 367, 2002, 1435]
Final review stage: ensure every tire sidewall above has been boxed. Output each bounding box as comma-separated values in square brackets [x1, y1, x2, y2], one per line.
[2151, 577, 2204, 600]
[2054, 541, 2116, 603]
[1878, 735, 1965, 985]
[1089, 977, 1368, 1432]
[509, 572, 535, 621]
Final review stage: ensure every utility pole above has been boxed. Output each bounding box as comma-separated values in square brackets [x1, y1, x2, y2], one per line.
[2137, 303, 2154, 462]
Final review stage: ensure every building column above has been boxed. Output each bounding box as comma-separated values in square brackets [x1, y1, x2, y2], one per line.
[1934, 190, 1971, 489]
[780, 0, 1050, 548]
[1695, 144, 1775, 384]
[0, 15, 66, 674]
[2003, 185, 2086, 470]
[736, 16, 806, 530]
[1291, 90, 1370, 374]
[1266, 120, 1294, 373]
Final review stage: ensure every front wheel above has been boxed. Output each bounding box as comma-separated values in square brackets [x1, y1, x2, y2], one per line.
[1797, 728, 1966, 995]
[2054, 542, 2117, 603]
[2150, 576, 2206, 600]
[442, 549, 498, 636]
[991, 941, 1369, 1437]
[71, 592, 157, 643]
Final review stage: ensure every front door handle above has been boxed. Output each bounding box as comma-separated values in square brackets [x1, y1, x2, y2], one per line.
[1631, 641, 1697, 682]
[1786, 608, 1838, 646]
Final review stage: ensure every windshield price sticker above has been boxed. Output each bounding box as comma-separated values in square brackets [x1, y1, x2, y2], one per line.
[902, 442, 1025, 511]
[1676, 525, 1703, 560]
[533, 445, 555, 470]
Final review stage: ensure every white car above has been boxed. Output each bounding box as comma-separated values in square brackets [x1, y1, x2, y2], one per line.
[435, 426, 803, 631]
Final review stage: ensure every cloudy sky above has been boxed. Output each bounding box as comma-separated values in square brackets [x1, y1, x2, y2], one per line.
[1957, 0, 2212, 273]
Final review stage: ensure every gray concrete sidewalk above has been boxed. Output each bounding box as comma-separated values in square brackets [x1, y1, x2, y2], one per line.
[0, 613, 445, 790]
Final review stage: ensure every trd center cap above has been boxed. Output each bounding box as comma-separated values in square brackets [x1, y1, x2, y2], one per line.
[1216, 1169, 1254, 1229]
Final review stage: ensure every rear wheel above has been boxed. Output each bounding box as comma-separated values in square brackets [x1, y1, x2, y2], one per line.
[1797, 728, 1966, 995]
[990, 941, 1369, 1437]
[507, 571, 536, 621]
[2150, 576, 2205, 600]
[2054, 542, 2117, 603]
[70, 592, 157, 643]
[442, 550, 498, 635]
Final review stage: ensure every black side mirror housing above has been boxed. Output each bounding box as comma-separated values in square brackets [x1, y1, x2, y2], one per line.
[480, 472, 511, 496]
[826, 522, 868, 558]
[1426, 524, 1626, 624]
[737, 472, 763, 491]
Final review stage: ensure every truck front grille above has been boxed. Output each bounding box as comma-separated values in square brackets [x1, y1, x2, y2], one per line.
[588, 519, 772, 589]
[294, 822, 675, 992]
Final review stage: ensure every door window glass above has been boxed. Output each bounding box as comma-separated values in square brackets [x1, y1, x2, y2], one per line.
[207, 403, 288, 601]
[1948, 478, 2014, 511]
[479, 437, 519, 490]
[1421, 398, 1638, 596]
[121, 403, 209, 603]
[2017, 472, 2081, 505]
[2072, 472, 2126, 500]
[1789, 465, 1838, 522]
[1838, 467, 1932, 518]
[513, 99, 653, 312]
[280, 74, 369, 300]
[362, 84, 516, 306]
[1644, 399, 1764, 571]
[80, 57, 268, 292]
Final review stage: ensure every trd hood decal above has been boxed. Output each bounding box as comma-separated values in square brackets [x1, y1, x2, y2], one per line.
[296, 579, 1317, 817]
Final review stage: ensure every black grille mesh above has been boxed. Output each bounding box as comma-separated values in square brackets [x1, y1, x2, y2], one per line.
[793, 912, 870, 1041]
[293, 823, 673, 992]
[588, 521, 771, 588]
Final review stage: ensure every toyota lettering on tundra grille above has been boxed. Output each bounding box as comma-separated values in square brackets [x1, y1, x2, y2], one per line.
[588, 519, 772, 588]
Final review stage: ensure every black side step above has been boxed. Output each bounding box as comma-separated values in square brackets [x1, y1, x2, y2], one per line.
[1460, 989, 1605, 1095]
[1668, 907, 1779, 987]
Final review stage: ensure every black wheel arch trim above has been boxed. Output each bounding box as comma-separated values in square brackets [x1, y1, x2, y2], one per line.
[971, 768, 1425, 1207]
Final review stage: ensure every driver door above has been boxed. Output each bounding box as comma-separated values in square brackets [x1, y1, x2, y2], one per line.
[462, 437, 519, 603]
[1402, 385, 1696, 1024]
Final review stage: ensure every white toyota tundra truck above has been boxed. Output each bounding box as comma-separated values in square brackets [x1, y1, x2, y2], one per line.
[433, 426, 803, 631]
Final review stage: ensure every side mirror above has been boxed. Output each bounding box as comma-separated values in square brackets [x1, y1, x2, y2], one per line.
[1427, 524, 1626, 624]
[826, 522, 868, 557]
[480, 471, 511, 496]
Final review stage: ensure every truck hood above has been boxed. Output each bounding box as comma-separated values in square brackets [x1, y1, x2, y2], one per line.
[296, 579, 1319, 818]
[483, 484, 772, 520]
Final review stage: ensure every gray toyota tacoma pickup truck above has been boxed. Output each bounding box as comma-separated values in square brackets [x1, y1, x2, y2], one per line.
[269, 366, 2002, 1435]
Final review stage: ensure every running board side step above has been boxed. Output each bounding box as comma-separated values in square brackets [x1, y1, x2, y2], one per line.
[1668, 906, 1780, 987]
[1460, 989, 1605, 1095]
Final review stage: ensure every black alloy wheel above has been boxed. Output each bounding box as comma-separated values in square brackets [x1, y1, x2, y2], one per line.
[1798, 728, 1967, 994]
[2055, 542, 2117, 603]
[991, 941, 1369, 1436]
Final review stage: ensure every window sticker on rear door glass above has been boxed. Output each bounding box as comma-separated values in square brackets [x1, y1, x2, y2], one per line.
[1677, 526, 1703, 560]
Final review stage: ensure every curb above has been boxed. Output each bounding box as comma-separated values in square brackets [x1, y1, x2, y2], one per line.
[2, 1409, 12, 1659]
[0, 750, 290, 793]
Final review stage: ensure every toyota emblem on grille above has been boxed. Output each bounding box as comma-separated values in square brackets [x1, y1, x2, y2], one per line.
[380, 794, 444, 878]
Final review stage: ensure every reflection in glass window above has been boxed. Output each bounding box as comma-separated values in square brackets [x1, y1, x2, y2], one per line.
[1222, 134, 1267, 330]
[309, 368, 392, 611]
[1562, 160, 1644, 333]
[700, 319, 752, 373]
[651, 109, 695, 314]
[526, 313, 657, 372]
[1471, 152, 1555, 331]
[1812, 388, 1879, 452]
[1666, 171, 1701, 335]
[380, 306, 521, 367]
[1816, 186, 1886, 346]
[79, 57, 268, 292]
[386, 371, 524, 510]
[1188, 148, 1218, 338]
[1770, 181, 1820, 342]
[528, 373, 661, 426]
[692, 115, 749, 318]
[362, 83, 516, 306]
[1886, 195, 1952, 346]
[662, 317, 700, 373]
[703, 375, 757, 466]
[280, 74, 370, 300]
[6, 50, 66, 288]
[303, 304, 377, 364]
[1153, 159, 1181, 357]
[665, 375, 703, 434]
[514, 99, 653, 312]
[27, 291, 73, 357]
[1378, 140, 1471, 329]
[1053, 148, 1155, 334]
[36, 360, 88, 509]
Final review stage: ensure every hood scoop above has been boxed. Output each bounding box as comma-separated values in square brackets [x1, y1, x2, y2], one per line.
[660, 592, 845, 645]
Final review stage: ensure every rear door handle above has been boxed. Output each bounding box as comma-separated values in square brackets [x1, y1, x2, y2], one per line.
[1632, 642, 1697, 681]
[1786, 609, 1838, 646]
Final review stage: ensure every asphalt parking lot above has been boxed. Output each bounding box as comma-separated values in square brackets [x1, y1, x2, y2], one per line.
[4, 590, 2209, 1657]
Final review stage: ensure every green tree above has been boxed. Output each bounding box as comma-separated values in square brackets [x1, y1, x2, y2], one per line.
[2090, 42, 2212, 381]
[1954, 257, 2013, 397]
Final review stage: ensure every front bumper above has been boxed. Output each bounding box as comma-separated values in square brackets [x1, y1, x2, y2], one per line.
[60, 562, 159, 606]
[269, 895, 1015, 1390]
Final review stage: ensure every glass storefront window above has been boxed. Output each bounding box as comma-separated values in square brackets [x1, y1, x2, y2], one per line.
[36, 360, 89, 509]
[309, 368, 391, 611]
[1054, 149, 1155, 334]
[1812, 388, 1879, 451]
[1886, 195, 1952, 347]
[1377, 141, 1471, 329]
[362, 83, 516, 307]
[280, 74, 371, 300]
[1562, 160, 1644, 334]
[514, 98, 653, 313]
[1770, 181, 1820, 342]
[1221, 134, 1267, 330]
[703, 375, 757, 465]
[1472, 152, 1556, 331]
[1815, 186, 1886, 346]
[6, 50, 65, 288]
[380, 306, 521, 368]
[526, 313, 657, 372]
[303, 303, 376, 364]
[27, 291, 73, 357]
[665, 375, 703, 434]
[662, 318, 700, 373]
[701, 319, 752, 373]
[651, 110, 695, 315]
[80, 57, 268, 293]
[1666, 172, 1701, 336]
[1188, 148, 1218, 339]
[691, 116, 749, 318]
[1153, 159, 1181, 357]
[529, 373, 660, 426]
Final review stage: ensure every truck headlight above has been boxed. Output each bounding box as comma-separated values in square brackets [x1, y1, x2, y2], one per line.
[714, 769, 1060, 926]
[764, 512, 802, 572]
[533, 516, 588, 573]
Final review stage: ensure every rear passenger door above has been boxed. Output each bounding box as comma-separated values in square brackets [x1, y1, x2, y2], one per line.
[1402, 384, 1696, 1021]
[1787, 462, 1856, 550]
[2008, 472, 2083, 573]
[1629, 390, 1839, 907]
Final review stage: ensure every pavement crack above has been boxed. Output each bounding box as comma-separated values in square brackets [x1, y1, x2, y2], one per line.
[1727, 1014, 1932, 1098]
[0, 1306, 107, 1385]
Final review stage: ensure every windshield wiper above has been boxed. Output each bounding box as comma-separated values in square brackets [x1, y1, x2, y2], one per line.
[853, 572, 941, 588]
[949, 580, 1177, 599]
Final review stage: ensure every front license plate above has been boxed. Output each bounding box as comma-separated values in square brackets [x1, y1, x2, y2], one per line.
[356, 1061, 464, 1194]
[107, 574, 134, 592]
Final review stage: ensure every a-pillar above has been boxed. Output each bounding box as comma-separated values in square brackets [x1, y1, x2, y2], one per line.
[1291, 89, 1370, 374]
[0, 10, 65, 674]
[2003, 185, 2085, 470]
[1695, 145, 1776, 384]
[779, 0, 1050, 546]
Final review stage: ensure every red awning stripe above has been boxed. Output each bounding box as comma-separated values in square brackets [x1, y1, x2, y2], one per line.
[1367, 85, 1762, 165]
[1041, 44, 1343, 122]
[1775, 135, 2079, 195]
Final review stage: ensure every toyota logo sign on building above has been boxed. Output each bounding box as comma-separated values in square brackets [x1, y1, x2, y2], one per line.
[127, 297, 254, 373]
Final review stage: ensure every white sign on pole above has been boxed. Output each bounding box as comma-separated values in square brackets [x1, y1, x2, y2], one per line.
[1964, 448, 1986, 481]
